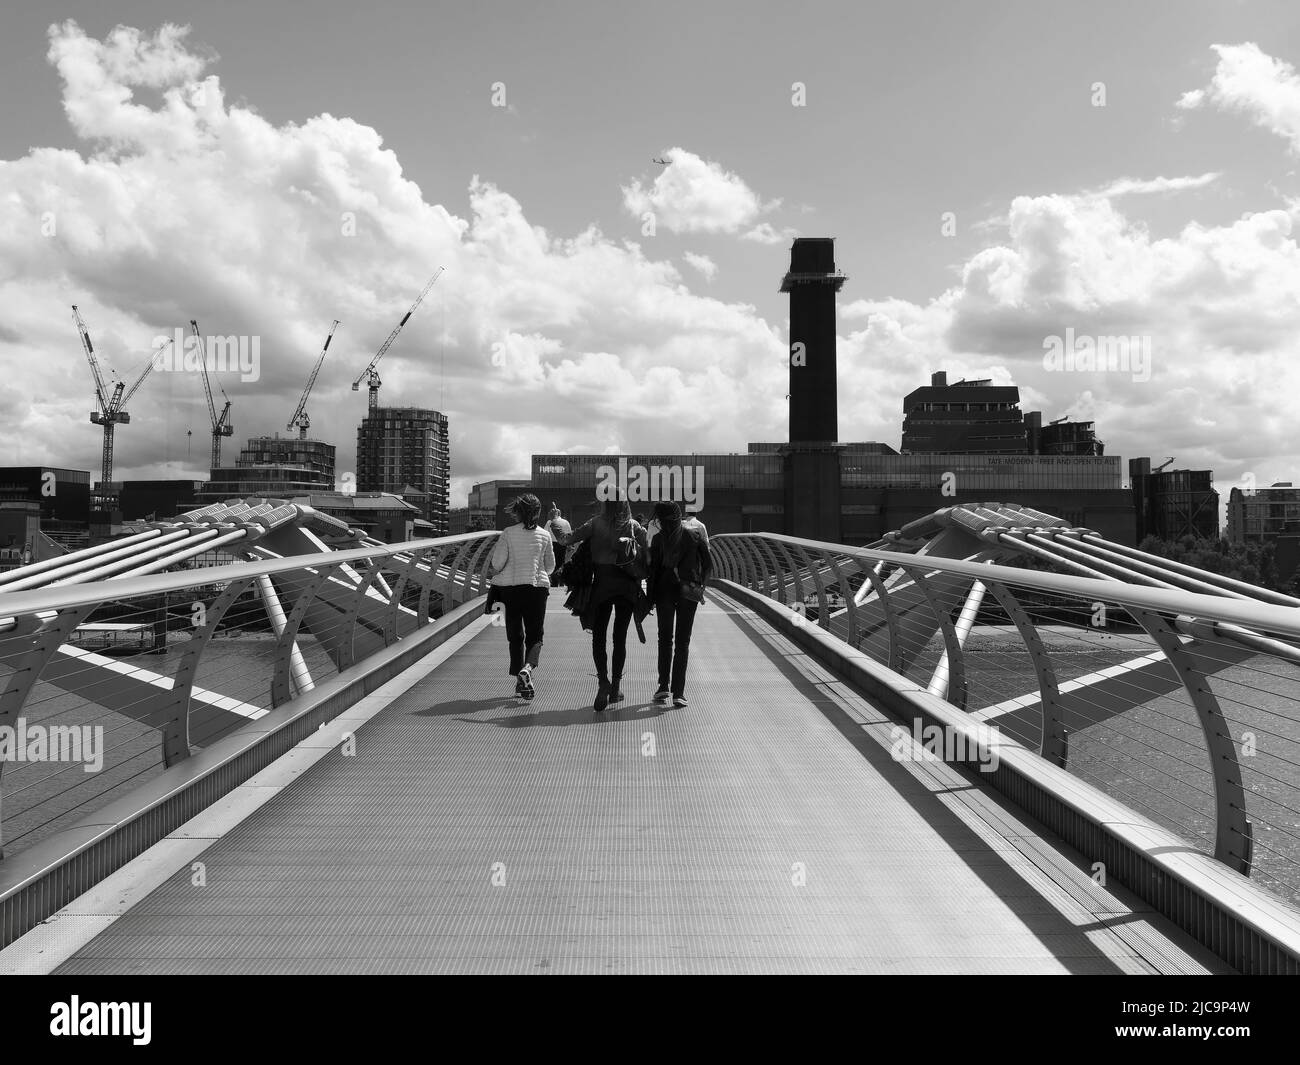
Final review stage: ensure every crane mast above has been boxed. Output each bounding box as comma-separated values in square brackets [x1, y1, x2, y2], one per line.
[352, 267, 444, 410]
[288, 320, 340, 438]
[189, 320, 234, 469]
[73, 305, 163, 509]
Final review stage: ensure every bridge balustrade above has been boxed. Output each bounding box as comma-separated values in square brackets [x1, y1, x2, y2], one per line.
[0, 531, 499, 861]
[713, 532, 1300, 908]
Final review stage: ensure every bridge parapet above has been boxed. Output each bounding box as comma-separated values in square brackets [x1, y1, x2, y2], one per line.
[0, 523, 500, 879]
[713, 518, 1300, 915]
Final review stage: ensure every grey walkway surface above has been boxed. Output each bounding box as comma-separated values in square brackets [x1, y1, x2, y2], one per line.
[54, 593, 1228, 974]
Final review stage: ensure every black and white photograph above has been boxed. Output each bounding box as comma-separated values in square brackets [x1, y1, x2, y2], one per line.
[0, 0, 1297, 1034]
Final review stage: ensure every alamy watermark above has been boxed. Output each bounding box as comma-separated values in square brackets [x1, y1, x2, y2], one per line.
[890, 718, 1001, 773]
[1042, 327, 1151, 383]
[50, 997, 151, 1045]
[595, 459, 704, 512]
[0, 717, 104, 772]
[152, 328, 261, 382]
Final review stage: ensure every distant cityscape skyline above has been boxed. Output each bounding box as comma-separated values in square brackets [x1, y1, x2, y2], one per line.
[3, 4, 1300, 513]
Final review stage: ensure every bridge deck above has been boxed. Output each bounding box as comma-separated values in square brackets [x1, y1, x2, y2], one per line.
[50, 593, 1226, 974]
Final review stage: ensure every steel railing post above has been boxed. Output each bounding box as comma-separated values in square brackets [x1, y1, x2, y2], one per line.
[271, 565, 336, 708]
[901, 564, 968, 710]
[0, 604, 96, 858]
[711, 538, 739, 583]
[754, 538, 783, 601]
[462, 535, 498, 600]
[1130, 607, 1252, 874]
[257, 574, 314, 699]
[928, 578, 986, 704]
[417, 547, 442, 626]
[737, 537, 767, 593]
[859, 561, 905, 673]
[441, 542, 473, 606]
[983, 580, 1068, 766]
[340, 555, 389, 671]
[807, 550, 833, 631]
[385, 548, 432, 644]
[165, 577, 256, 766]
[826, 556, 861, 646]
[772, 540, 806, 613]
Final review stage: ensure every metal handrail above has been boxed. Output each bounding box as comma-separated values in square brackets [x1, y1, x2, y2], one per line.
[718, 532, 1300, 639]
[0, 529, 502, 859]
[0, 531, 499, 620]
[712, 531, 1300, 893]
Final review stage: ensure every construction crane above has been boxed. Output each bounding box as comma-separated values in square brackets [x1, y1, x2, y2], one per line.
[1153, 457, 1176, 473]
[73, 305, 166, 507]
[189, 319, 234, 469]
[287, 319, 340, 438]
[352, 267, 444, 410]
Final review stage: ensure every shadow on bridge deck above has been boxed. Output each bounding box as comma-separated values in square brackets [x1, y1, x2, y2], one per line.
[42, 592, 1227, 975]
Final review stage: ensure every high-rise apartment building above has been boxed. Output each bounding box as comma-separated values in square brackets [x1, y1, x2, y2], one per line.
[356, 407, 450, 535]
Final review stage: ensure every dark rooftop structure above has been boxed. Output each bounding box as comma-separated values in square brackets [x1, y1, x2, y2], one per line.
[901, 371, 1026, 455]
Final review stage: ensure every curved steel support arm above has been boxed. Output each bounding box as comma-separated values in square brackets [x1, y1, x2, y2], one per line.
[806, 549, 832, 631]
[271, 566, 336, 708]
[0, 604, 97, 856]
[773, 540, 806, 610]
[859, 561, 905, 674]
[754, 538, 785, 602]
[166, 577, 255, 766]
[340, 559, 388, 671]
[1130, 607, 1252, 874]
[984, 580, 1067, 766]
[901, 564, 968, 710]
[826, 555, 861, 646]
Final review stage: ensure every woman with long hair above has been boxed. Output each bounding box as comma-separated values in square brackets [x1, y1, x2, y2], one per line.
[488, 494, 555, 700]
[567, 496, 648, 711]
[647, 501, 712, 708]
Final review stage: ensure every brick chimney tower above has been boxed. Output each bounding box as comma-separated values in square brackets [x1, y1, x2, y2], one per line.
[781, 238, 846, 443]
[780, 238, 847, 542]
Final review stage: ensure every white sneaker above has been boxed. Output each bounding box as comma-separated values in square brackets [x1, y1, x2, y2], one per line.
[654, 689, 671, 703]
[673, 695, 688, 708]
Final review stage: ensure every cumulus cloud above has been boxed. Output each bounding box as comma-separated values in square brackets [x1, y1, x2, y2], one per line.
[11, 22, 1300, 520]
[1, 22, 787, 505]
[682, 251, 717, 282]
[621, 148, 786, 237]
[1178, 42, 1300, 154]
[837, 180, 1300, 492]
[741, 221, 799, 245]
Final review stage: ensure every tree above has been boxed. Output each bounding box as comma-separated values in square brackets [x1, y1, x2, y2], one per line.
[1138, 535, 1280, 592]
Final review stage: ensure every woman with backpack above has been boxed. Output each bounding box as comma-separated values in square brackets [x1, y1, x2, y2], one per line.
[567, 497, 648, 712]
[487, 494, 555, 701]
[647, 501, 712, 708]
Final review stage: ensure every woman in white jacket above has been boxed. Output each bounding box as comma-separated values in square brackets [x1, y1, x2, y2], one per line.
[488, 494, 555, 700]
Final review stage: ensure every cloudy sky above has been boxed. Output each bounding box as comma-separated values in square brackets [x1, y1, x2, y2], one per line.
[3, 1, 1300, 508]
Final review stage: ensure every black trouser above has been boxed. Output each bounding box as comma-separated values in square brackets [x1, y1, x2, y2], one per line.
[655, 588, 699, 698]
[591, 564, 636, 683]
[498, 585, 548, 675]
[592, 598, 634, 683]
